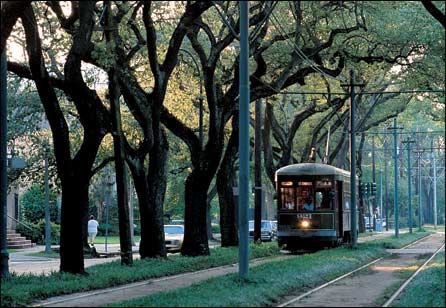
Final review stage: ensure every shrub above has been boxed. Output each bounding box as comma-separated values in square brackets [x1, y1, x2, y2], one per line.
[36, 219, 61, 245]
[15, 220, 60, 245]
[20, 185, 58, 223]
[16, 222, 42, 244]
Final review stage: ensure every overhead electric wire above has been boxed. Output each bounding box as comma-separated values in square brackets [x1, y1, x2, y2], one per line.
[269, 9, 346, 83]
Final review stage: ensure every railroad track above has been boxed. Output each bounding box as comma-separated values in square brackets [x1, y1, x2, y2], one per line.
[277, 234, 444, 307]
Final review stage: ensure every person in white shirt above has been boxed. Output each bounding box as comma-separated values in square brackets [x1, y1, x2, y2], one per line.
[88, 215, 99, 246]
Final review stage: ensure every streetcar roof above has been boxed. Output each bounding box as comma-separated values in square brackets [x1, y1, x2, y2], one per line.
[275, 163, 351, 180]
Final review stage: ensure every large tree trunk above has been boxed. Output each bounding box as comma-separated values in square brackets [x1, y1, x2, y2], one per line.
[109, 70, 133, 266]
[145, 127, 168, 258]
[59, 173, 90, 274]
[216, 114, 239, 247]
[182, 170, 210, 256]
[128, 156, 167, 258]
[206, 185, 218, 240]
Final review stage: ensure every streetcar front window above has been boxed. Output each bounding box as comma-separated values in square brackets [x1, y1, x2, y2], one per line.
[280, 186, 295, 210]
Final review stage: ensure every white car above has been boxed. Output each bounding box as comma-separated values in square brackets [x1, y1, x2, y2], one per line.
[164, 225, 184, 252]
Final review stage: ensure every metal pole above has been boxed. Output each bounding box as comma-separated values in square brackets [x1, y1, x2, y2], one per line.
[403, 139, 415, 234]
[432, 142, 437, 230]
[384, 131, 389, 231]
[417, 150, 422, 230]
[254, 99, 262, 242]
[1, 49, 10, 278]
[349, 70, 357, 248]
[128, 172, 134, 246]
[238, 0, 250, 279]
[44, 145, 52, 253]
[105, 176, 111, 253]
[393, 118, 399, 238]
[372, 136, 377, 231]
[379, 168, 383, 232]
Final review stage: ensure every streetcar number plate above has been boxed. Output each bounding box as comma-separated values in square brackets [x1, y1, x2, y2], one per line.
[297, 213, 312, 219]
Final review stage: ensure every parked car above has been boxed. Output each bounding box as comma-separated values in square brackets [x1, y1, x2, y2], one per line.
[249, 220, 277, 241]
[170, 219, 184, 225]
[164, 224, 184, 252]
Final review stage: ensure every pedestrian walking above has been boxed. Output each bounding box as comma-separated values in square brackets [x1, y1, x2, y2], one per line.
[88, 215, 99, 246]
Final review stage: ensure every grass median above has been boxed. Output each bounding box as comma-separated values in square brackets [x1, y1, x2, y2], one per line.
[107, 231, 432, 307]
[1, 242, 279, 307]
[391, 251, 445, 307]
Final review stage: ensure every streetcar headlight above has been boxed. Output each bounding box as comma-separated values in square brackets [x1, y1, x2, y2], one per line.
[301, 220, 310, 228]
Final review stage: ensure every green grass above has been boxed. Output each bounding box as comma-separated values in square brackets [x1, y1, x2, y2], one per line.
[422, 224, 445, 232]
[391, 251, 445, 307]
[105, 231, 432, 307]
[93, 236, 141, 245]
[26, 251, 60, 259]
[1, 242, 279, 307]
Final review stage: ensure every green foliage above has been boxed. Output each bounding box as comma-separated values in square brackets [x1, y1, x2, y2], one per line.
[16, 219, 60, 245]
[20, 185, 58, 224]
[15, 223, 42, 244]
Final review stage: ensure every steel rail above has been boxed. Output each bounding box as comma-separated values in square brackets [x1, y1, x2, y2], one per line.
[382, 242, 445, 307]
[276, 234, 434, 307]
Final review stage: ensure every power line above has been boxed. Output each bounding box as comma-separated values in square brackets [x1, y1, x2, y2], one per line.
[269, 10, 345, 83]
[359, 130, 445, 135]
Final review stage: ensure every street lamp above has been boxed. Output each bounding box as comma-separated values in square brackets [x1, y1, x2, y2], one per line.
[178, 48, 204, 150]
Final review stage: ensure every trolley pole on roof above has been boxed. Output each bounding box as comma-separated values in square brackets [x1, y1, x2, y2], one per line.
[238, 0, 250, 279]
[342, 70, 363, 249]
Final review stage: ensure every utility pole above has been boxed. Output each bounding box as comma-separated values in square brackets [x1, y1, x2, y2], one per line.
[388, 118, 403, 237]
[402, 139, 415, 234]
[44, 141, 52, 253]
[1, 50, 10, 279]
[128, 173, 135, 246]
[372, 136, 377, 231]
[384, 129, 389, 231]
[254, 99, 262, 243]
[342, 69, 363, 249]
[413, 148, 423, 231]
[431, 139, 437, 230]
[238, 0, 250, 279]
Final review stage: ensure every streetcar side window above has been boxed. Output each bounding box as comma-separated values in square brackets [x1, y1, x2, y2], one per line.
[315, 181, 333, 210]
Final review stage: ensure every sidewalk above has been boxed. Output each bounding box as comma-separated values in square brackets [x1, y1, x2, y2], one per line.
[8, 243, 140, 275]
[9, 239, 222, 276]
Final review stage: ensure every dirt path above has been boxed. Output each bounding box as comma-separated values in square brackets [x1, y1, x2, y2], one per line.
[278, 232, 445, 307]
